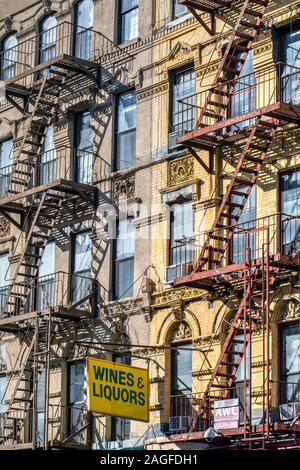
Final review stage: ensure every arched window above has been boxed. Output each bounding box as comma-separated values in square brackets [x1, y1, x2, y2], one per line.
[74, 0, 94, 60]
[39, 13, 57, 65]
[1, 33, 17, 80]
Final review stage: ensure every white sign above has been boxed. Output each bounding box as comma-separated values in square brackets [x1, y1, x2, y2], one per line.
[214, 398, 239, 430]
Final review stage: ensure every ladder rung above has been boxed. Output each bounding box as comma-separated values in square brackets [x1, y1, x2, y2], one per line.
[231, 42, 249, 52]
[240, 20, 259, 29]
[240, 166, 259, 174]
[235, 30, 254, 41]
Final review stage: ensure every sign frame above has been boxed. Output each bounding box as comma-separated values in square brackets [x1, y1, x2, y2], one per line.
[86, 357, 150, 423]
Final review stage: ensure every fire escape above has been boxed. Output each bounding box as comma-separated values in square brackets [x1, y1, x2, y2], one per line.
[173, 0, 300, 446]
[0, 21, 127, 449]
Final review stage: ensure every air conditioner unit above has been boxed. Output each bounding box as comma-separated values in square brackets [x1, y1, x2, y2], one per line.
[166, 262, 194, 283]
[169, 131, 183, 150]
[279, 402, 300, 421]
[169, 416, 192, 432]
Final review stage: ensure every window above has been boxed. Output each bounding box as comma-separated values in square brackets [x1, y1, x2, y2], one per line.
[0, 373, 6, 414]
[230, 186, 256, 264]
[39, 14, 57, 65]
[118, 0, 138, 44]
[114, 218, 135, 299]
[280, 171, 300, 255]
[1, 33, 17, 80]
[173, 0, 188, 20]
[68, 361, 85, 442]
[0, 252, 9, 312]
[280, 324, 300, 405]
[111, 353, 131, 441]
[230, 334, 250, 423]
[74, 0, 94, 59]
[36, 370, 45, 443]
[170, 342, 192, 418]
[37, 242, 55, 310]
[171, 68, 195, 143]
[0, 139, 13, 199]
[169, 200, 194, 270]
[72, 231, 92, 303]
[280, 27, 300, 106]
[115, 91, 136, 170]
[230, 50, 255, 130]
[74, 111, 94, 184]
[39, 126, 56, 184]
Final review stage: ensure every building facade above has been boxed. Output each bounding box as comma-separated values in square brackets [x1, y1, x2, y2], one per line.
[0, 0, 299, 451]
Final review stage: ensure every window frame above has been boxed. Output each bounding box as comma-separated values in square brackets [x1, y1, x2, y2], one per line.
[118, 0, 139, 44]
[278, 167, 300, 255]
[113, 217, 135, 300]
[279, 322, 300, 405]
[172, 0, 189, 20]
[169, 199, 194, 267]
[73, 0, 94, 60]
[38, 12, 57, 66]
[1, 32, 17, 80]
[114, 89, 137, 171]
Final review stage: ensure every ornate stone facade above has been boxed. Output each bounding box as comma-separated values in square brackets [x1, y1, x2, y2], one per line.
[169, 156, 194, 186]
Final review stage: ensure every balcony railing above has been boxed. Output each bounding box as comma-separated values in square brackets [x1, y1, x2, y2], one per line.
[0, 271, 95, 319]
[169, 381, 300, 435]
[0, 21, 117, 82]
[176, 62, 300, 137]
[0, 146, 111, 199]
[166, 213, 300, 280]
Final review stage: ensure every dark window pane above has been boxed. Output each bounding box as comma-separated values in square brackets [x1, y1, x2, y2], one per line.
[68, 361, 85, 443]
[74, 111, 94, 184]
[281, 324, 300, 404]
[171, 344, 192, 395]
[72, 231, 92, 303]
[39, 14, 57, 64]
[119, 0, 138, 43]
[230, 186, 256, 264]
[74, 0, 94, 59]
[280, 28, 300, 106]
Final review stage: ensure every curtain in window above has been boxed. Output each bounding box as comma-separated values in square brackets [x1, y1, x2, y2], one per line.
[230, 186, 256, 264]
[72, 231, 92, 303]
[119, 0, 138, 43]
[74, 0, 94, 59]
[172, 68, 195, 136]
[170, 201, 194, 267]
[37, 242, 55, 310]
[0, 139, 13, 199]
[281, 171, 300, 255]
[231, 50, 255, 130]
[39, 126, 56, 184]
[116, 91, 136, 170]
[114, 218, 135, 299]
[281, 324, 300, 404]
[1, 34, 17, 80]
[280, 28, 300, 106]
[75, 112, 94, 184]
[68, 361, 85, 443]
[39, 14, 57, 65]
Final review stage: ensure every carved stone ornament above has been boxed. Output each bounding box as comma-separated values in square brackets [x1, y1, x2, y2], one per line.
[4, 16, 13, 33]
[170, 300, 185, 321]
[170, 321, 192, 343]
[170, 156, 194, 186]
[42, 0, 52, 11]
[113, 176, 135, 203]
[278, 300, 300, 323]
[0, 217, 10, 238]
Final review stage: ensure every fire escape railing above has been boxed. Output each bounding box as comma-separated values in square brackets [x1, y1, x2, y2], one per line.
[175, 62, 300, 141]
[167, 213, 300, 279]
[0, 271, 95, 319]
[0, 21, 116, 82]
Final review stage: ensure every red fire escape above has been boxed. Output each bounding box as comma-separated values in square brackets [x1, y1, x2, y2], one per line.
[174, 0, 300, 446]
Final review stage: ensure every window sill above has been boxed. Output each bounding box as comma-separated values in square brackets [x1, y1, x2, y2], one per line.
[165, 13, 193, 29]
[117, 37, 141, 49]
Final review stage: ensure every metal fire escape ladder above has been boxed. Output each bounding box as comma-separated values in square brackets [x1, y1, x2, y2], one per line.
[3, 192, 63, 317]
[195, 120, 278, 271]
[8, 69, 67, 198]
[193, 0, 269, 128]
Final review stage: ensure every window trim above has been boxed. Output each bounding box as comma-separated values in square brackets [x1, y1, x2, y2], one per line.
[38, 12, 57, 66]
[114, 89, 137, 171]
[117, 0, 139, 45]
[169, 198, 193, 267]
[0, 32, 17, 80]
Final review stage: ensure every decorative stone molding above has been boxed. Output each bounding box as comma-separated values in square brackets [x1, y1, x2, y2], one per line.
[170, 299, 185, 321]
[0, 217, 10, 238]
[113, 175, 135, 203]
[169, 321, 192, 343]
[149, 376, 164, 384]
[4, 16, 13, 33]
[137, 83, 168, 102]
[169, 156, 194, 186]
[277, 299, 300, 323]
[150, 404, 164, 412]
[42, 0, 52, 12]
[152, 286, 210, 309]
[193, 333, 221, 348]
[192, 368, 212, 377]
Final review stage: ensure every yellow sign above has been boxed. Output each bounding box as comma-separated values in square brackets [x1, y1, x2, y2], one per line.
[86, 357, 149, 422]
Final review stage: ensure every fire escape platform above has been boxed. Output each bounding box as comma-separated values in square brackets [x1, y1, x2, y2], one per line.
[174, 253, 300, 288]
[177, 102, 300, 149]
[179, 0, 232, 13]
[0, 306, 91, 333]
[4, 54, 101, 91]
[0, 178, 96, 213]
